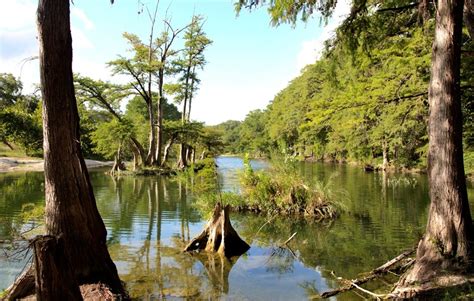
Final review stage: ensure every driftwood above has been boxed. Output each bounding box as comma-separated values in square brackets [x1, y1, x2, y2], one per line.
[321, 248, 415, 298]
[184, 203, 250, 258]
[33, 235, 82, 301]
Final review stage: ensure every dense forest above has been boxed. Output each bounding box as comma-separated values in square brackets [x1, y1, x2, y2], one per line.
[1, 0, 474, 299]
[2, 3, 473, 174]
[214, 6, 473, 173]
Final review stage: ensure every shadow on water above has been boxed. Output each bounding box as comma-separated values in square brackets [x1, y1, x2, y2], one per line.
[1, 159, 474, 300]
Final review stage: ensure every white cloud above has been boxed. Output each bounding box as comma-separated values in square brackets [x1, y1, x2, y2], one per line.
[73, 56, 110, 82]
[0, 1, 38, 92]
[71, 7, 94, 30]
[0, 1, 99, 92]
[0, 0, 36, 31]
[295, 0, 351, 71]
[71, 26, 94, 50]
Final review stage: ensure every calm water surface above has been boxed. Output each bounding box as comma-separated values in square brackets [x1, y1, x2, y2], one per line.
[1, 156, 473, 300]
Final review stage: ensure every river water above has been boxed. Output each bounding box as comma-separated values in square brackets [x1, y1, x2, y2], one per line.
[1, 156, 473, 300]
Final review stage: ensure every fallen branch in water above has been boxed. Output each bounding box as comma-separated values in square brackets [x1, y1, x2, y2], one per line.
[252, 214, 278, 241]
[282, 232, 297, 246]
[350, 281, 387, 300]
[321, 248, 415, 298]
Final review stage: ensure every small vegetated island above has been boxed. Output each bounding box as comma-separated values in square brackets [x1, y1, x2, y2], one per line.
[1, 0, 473, 299]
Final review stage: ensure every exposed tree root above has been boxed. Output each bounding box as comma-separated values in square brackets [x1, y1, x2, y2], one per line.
[390, 274, 474, 300]
[320, 248, 415, 298]
[3, 235, 129, 301]
[184, 203, 250, 258]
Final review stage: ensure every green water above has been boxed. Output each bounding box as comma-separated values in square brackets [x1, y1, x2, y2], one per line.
[1, 157, 473, 300]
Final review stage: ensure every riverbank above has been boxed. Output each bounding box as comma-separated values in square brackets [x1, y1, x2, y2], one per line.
[0, 157, 113, 173]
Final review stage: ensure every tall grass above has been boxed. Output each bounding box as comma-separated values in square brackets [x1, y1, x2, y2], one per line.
[238, 156, 346, 218]
[181, 156, 347, 219]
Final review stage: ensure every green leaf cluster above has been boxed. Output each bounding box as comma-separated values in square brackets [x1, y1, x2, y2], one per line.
[221, 5, 473, 169]
[0, 74, 42, 156]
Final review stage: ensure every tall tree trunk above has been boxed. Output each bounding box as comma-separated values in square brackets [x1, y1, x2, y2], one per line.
[382, 138, 388, 171]
[177, 64, 192, 169]
[155, 88, 163, 166]
[146, 102, 157, 166]
[177, 143, 188, 169]
[399, 0, 473, 285]
[33, 236, 82, 301]
[190, 147, 195, 164]
[145, 2, 159, 167]
[187, 65, 196, 122]
[161, 136, 175, 167]
[37, 0, 125, 295]
[130, 137, 145, 169]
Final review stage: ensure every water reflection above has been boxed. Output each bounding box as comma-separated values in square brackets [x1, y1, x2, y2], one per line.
[1, 159, 473, 300]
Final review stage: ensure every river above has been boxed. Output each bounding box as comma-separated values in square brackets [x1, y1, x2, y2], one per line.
[1, 156, 473, 299]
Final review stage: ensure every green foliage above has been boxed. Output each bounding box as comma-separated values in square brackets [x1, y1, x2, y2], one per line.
[0, 73, 23, 109]
[221, 10, 474, 169]
[197, 127, 225, 158]
[0, 107, 42, 156]
[91, 119, 135, 159]
[211, 120, 242, 154]
[237, 109, 272, 156]
[168, 15, 212, 127]
[0, 74, 42, 156]
[238, 156, 346, 217]
[235, 0, 337, 25]
[464, 150, 474, 177]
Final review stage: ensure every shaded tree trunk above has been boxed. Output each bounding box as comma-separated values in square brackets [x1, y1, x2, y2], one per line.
[382, 138, 388, 171]
[200, 150, 206, 160]
[111, 144, 126, 174]
[190, 147, 195, 164]
[37, 0, 125, 295]
[33, 235, 82, 301]
[146, 101, 157, 166]
[155, 68, 165, 166]
[186, 65, 196, 122]
[130, 137, 146, 167]
[161, 135, 176, 167]
[177, 143, 188, 169]
[398, 0, 473, 286]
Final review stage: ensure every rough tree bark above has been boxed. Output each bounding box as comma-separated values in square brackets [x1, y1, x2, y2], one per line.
[146, 101, 158, 166]
[177, 143, 188, 169]
[184, 203, 250, 258]
[155, 68, 165, 166]
[161, 135, 176, 167]
[36, 0, 125, 296]
[33, 236, 82, 301]
[111, 144, 126, 174]
[395, 0, 474, 291]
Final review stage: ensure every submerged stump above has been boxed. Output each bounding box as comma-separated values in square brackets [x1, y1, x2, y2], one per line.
[184, 203, 250, 257]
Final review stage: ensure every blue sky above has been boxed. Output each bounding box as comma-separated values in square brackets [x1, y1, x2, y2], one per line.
[0, 0, 350, 125]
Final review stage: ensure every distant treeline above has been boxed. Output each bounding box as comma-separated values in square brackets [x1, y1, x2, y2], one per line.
[214, 11, 473, 171]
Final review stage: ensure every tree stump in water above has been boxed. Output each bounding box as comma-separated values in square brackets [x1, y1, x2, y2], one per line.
[184, 203, 250, 257]
[33, 235, 82, 301]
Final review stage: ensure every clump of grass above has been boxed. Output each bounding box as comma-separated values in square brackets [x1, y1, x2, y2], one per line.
[183, 156, 346, 220]
[238, 156, 346, 219]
